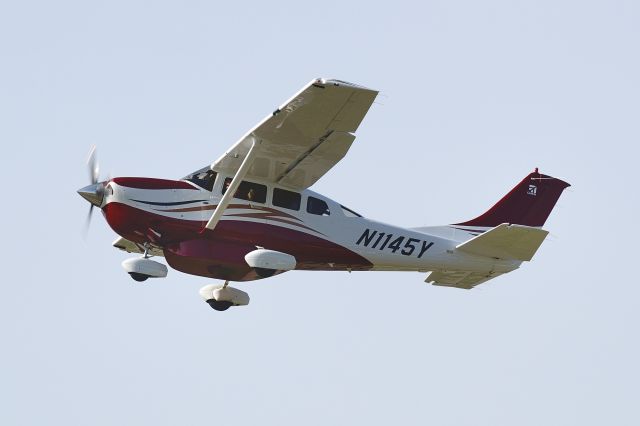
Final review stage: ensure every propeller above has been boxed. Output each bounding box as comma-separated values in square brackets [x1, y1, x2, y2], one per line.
[88, 145, 99, 185]
[79, 146, 106, 235]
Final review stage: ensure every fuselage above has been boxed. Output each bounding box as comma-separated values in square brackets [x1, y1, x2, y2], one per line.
[99, 173, 520, 282]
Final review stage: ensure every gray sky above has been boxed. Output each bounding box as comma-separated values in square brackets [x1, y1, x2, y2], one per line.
[1, 1, 639, 425]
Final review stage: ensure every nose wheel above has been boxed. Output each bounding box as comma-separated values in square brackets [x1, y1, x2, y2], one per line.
[122, 244, 168, 282]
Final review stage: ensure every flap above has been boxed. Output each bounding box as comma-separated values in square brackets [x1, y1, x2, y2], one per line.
[277, 131, 355, 188]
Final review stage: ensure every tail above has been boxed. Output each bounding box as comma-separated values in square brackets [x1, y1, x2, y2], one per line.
[455, 168, 570, 228]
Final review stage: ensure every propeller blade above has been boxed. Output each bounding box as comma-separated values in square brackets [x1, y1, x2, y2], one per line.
[83, 205, 94, 238]
[83, 146, 100, 238]
[87, 145, 99, 184]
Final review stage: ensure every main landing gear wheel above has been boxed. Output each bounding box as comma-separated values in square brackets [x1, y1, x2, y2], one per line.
[129, 272, 149, 282]
[207, 300, 233, 311]
[254, 267, 276, 278]
[199, 282, 250, 311]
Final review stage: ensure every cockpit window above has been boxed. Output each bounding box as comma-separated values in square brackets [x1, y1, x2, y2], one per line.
[307, 196, 330, 216]
[182, 167, 217, 191]
[340, 204, 363, 218]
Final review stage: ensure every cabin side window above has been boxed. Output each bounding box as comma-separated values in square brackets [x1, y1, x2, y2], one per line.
[273, 188, 301, 211]
[307, 196, 330, 216]
[222, 178, 267, 203]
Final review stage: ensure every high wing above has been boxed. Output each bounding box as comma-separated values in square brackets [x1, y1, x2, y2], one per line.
[212, 78, 378, 190]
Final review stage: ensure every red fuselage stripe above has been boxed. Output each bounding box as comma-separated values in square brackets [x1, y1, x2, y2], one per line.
[112, 177, 196, 190]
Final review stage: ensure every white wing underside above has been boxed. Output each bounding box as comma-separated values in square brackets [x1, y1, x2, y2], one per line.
[212, 79, 378, 190]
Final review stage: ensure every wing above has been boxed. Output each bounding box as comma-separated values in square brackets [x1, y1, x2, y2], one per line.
[212, 78, 378, 190]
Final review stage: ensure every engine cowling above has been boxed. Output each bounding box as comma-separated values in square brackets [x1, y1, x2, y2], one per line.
[122, 258, 168, 281]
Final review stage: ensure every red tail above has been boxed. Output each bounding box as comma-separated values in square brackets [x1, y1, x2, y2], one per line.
[455, 169, 570, 228]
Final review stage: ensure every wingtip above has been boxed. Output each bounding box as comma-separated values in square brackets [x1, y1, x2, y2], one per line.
[320, 78, 377, 92]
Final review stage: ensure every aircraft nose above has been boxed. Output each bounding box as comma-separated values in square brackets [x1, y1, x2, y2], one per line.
[77, 182, 105, 207]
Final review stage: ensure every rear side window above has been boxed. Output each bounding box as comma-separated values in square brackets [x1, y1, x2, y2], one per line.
[222, 178, 267, 203]
[273, 188, 301, 211]
[307, 196, 330, 216]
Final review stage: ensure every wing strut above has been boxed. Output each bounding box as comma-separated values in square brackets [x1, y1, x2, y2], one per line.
[201, 137, 260, 233]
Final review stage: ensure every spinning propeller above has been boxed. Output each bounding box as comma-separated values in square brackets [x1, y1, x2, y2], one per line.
[78, 146, 107, 233]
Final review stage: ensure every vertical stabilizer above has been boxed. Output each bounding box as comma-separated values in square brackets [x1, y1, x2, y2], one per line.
[455, 169, 570, 228]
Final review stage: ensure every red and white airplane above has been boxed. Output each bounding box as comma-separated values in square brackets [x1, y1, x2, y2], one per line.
[78, 78, 570, 311]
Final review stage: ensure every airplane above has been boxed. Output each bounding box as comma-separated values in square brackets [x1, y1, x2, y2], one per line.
[78, 78, 570, 311]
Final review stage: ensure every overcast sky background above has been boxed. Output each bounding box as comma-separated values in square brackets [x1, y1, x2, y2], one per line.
[1, 1, 639, 425]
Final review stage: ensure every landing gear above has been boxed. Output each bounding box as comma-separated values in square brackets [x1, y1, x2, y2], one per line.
[121, 244, 168, 282]
[129, 272, 149, 282]
[199, 281, 250, 311]
[254, 267, 276, 278]
[207, 300, 233, 311]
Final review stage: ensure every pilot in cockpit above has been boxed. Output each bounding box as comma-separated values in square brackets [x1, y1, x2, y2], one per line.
[196, 170, 216, 192]
[185, 168, 217, 192]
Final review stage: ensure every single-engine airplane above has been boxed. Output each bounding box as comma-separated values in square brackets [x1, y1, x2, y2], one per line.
[78, 78, 570, 311]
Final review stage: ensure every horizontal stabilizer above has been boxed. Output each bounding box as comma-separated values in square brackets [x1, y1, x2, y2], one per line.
[425, 270, 504, 289]
[456, 223, 548, 261]
[112, 237, 164, 257]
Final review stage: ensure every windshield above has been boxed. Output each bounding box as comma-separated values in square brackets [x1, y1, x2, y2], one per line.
[182, 166, 217, 191]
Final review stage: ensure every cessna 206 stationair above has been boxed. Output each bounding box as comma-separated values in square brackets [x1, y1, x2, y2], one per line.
[78, 78, 570, 311]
